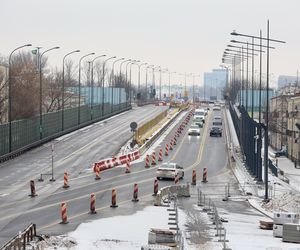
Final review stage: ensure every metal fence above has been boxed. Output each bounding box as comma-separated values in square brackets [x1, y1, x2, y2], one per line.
[0, 102, 130, 160]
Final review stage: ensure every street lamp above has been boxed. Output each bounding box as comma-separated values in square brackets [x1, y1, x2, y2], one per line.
[119, 59, 131, 108]
[138, 62, 147, 95]
[231, 23, 286, 201]
[145, 65, 154, 100]
[39, 46, 60, 139]
[111, 58, 124, 112]
[62, 49, 80, 131]
[125, 60, 133, 105]
[130, 60, 140, 102]
[78, 52, 95, 125]
[102, 56, 116, 115]
[8, 43, 32, 152]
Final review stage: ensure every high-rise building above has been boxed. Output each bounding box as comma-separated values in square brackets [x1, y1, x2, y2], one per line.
[203, 69, 227, 100]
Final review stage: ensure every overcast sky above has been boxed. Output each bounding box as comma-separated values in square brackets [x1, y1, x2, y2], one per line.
[2, 0, 300, 87]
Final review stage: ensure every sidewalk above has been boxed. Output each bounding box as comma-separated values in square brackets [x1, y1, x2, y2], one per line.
[268, 147, 300, 193]
[225, 105, 300, 215]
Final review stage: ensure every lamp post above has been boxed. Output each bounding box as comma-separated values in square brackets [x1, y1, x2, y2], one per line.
[90, 54, 106, 120]
[62, 50, 80, 131]
[8, 43, 32, 152]
[101, 56, 116, 115]
[138, 62, 147, 96]
[111, 58, 124, 112]
[125, 60, 133, 105]
[119, 59, 131, 108]
[130, 60, 140, 102]
[39, 46, 60, 139]
[78, 52, 95, 125]
[231, 23, 286, 200]
[145, 65, 154, 100]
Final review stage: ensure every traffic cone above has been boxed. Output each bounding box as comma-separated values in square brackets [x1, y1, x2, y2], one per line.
[132, 183, 139, 202]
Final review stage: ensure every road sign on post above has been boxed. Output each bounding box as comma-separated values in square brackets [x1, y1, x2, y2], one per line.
[130, 122, 138, 148]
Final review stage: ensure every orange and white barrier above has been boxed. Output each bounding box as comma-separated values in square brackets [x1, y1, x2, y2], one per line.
[29, 180, 37, 197]
[132, 183, 139, 202]
[158, 148, 163, 161]
[192, 169, 196, 185]
[90, 193, 97, 214]
[151, 152, 156, 166]
[202, 168, 208, 183]
[95, 166, 101, 180]
[165, 144, 169, 156]
[111, 188, 118, 208]
[170, 140, 173, 150]
[174, 173, 179, 185]
[145, 154, 150, 168]
[63, 172, 69, 189]
[153, 178, 158, 196]
[125, 160, 131, 173]
[60, 202, 68, 224]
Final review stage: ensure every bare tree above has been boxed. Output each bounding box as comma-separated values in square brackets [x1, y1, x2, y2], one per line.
[64, 59, 77, 87]
[10, 52, 39, 120]
[0, 67, 8, 123]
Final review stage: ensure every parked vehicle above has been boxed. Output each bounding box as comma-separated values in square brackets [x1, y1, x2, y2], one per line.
[274, 148, 287, 157]
[156, 162, 184, 180]
[210, 127, 222, 137]
[188, 124, 201, 136]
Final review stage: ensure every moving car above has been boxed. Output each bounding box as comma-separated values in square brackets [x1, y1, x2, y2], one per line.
[193, 117, 204, 127]
[210, 127, 222, 137]
[188, 124, 201, 136]
[212, 116, 222, 126]
[213, 106, 221, 111]
[156, 162, 184, 180]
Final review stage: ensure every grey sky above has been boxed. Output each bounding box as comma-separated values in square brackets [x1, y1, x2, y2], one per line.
[2, 0, 300, 87]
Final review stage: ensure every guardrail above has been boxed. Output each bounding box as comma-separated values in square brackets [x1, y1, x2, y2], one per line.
[1, 223, 36, 250]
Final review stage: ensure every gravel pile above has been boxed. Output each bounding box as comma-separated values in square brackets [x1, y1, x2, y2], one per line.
[34, 235, 77, 249]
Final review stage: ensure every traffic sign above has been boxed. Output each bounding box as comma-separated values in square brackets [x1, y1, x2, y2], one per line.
[130, 122, 138, 131]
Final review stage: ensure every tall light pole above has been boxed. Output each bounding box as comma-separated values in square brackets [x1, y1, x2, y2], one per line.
[130, 60, 140, 102]
[101, 56, 116, 115]
[90, 54, 106, 120]
[145, 65, 154, 100]
[125, 60, 133, 105]
[39, 46, 60, 139]
[119, 59, 131, 107]
[111, 58, 124, 112]
[62, 49, 80, 131]
[231, 24, 286, 201]
[78, 52, 95, 125]
[138, 62, 147, 97]
[8, 43, 32, 152]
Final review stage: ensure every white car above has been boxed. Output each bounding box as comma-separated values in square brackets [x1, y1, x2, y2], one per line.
[194, 114, 205, 124]
[188, 124, 201, 136]
[156, 162, 184, 180]
[213, 106, 221, 111]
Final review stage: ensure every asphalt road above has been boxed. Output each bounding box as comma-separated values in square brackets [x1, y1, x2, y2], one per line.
[0, 105, 168, 245]
[0, 105, 231, 247]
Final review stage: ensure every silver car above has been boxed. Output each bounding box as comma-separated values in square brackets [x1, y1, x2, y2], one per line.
[156, 162, 184, 180]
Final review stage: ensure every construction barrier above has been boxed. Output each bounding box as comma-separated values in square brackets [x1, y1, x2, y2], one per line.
[132, 183, 139, 202]
[173, 136, 177, 145]
[95, 166, 101, 180]
[154, 183, 190, 206]
[151, 152, 156, 166]
[174, 174, 179, 185]
[192, 169, 196, 185]
[93, 150, 141, 172]
[170, 140, 173, 150]
[29, 180, 37, 197]
[111, 188, 118, 208]
[63, 172, 69, 188]
[60, 202, 68, 224]
[202, 167, 208, 183]
[165, 144, 169, 156]
[145, 154, 150, 168]
[153, 178, 159, 196]
[125, 160, 131, 173]
[158, 148, 163, 161]
[90, 193, 97, 214]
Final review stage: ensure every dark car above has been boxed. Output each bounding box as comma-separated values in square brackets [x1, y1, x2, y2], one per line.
[274, 149, 287, 157]
[210, 127, 222, 137]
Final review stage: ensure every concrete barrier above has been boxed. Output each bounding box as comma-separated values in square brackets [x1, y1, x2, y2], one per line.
[154, 183, 190, 206]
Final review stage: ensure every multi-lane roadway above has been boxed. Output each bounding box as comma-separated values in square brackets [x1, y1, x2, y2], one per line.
[0, 104, 230, 247]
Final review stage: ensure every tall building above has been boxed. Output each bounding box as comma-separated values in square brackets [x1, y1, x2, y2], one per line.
[203, 69, 227, 101]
